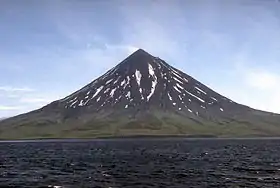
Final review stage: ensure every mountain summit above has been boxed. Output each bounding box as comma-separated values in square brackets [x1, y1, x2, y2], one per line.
[1, 49, 280, 139]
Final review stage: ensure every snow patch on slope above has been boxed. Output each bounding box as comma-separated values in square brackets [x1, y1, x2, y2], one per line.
[147, 64, 158, 101]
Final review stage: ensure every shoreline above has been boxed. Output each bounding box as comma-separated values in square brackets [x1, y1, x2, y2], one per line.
[1, 135, 280, 143]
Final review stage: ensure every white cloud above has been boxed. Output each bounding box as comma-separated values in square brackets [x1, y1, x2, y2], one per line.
[244, 70, 279, 90]
[242, 69, 280, 113]
[0, 86, 34, 92]
[0, 105, 22, 111]
[227, 59, 280, 113]
[19, 97, 54, 104]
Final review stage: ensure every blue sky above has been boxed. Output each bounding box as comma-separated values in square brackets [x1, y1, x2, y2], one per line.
[1, 0, 280, 117]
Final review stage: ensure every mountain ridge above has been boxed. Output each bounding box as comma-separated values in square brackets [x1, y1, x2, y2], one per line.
[1, 49, 280, 139]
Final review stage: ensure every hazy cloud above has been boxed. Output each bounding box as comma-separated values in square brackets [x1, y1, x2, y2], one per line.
[19, 97, 54, 104]
[0, 105, 22, 111]
[0, 86, 34, 92]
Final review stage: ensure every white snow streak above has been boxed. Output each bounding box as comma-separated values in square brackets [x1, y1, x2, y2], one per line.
[195, 86, 207, 95]
[78, 100, 84, 106]
[220, 108, 224, 112]
[211, 97, 218, 101]
[178, 95, 183, 100]
[176, 83, 184, 90]
[167, 93, 172, 101]
[147, 64, 158, 101]
[68, 97, 77, 103]
[172, 68, 181, 75]
[173, 77, 184, 84]
[105, 79, 113, 85]
[121, 79, 126, 86]
[135, 69, 144, 99]
[113, 77, 120, 84]
[171, 70, 182, 80]
[185, 90, 205, 103]
[91, 86, 104, 99]
[188, 109, 193, 113]
[125, 105, 128, 108]
[104, 88, 110, 93]
[70, 100, 78, 107]
[174, 86, 181, 93]
[83, 99, 90, 105]
[110, 88, 117, 97]
[135, 69, 142, 86]
[123, 76, 130, 89]
[139, 88, 144, 99]
[126, 91, 131, 98]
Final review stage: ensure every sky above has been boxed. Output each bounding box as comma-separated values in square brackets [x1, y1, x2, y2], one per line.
[0, 0, 280, 118]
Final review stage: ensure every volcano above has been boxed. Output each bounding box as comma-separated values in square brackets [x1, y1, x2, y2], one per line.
[1, 49, 280, 139]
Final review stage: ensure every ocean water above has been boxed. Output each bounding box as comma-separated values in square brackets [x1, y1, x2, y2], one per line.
[1, 138, 280, 188]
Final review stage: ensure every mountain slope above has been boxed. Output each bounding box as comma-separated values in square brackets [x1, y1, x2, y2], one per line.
[1, 49, 280, 139]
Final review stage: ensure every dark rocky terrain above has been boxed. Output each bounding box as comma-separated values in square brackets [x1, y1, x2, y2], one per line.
[1, 49, 280, 139]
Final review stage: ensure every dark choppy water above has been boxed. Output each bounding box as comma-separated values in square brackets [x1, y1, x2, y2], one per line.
[1, 138, 280, 188]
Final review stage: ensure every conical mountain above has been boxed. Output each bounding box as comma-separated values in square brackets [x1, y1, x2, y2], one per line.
[1, 49, 280, 139]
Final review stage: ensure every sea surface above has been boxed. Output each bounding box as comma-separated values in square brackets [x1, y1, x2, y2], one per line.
[1, 138, 280, 188]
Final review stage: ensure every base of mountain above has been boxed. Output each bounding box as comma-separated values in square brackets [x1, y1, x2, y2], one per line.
[1, 121, 280, 140]
[1, 107, 280, 140]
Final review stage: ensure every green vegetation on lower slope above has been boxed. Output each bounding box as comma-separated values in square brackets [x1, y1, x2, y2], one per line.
[1, 110, 280, 140]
